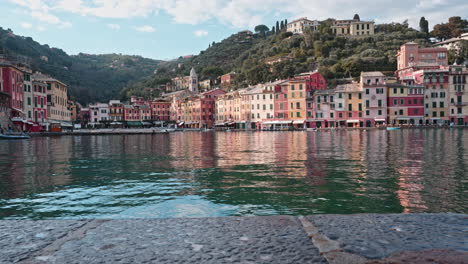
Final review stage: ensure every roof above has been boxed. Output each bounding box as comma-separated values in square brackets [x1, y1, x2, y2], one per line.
[315, 89, 335, 95]
[361, 71, 385, 77]
[335, 83, 361, 92]
[32, 73, 68, 87]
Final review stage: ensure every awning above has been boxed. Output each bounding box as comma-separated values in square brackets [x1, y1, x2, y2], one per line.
[142, 122, 153, 126]
[178, 122, 185, 126]
[374, 119, 386, 122]
[346, 120, 360, 123]
[61, 122, 73, 127]
[127, 121, 143, 126]
[293, 120, 305, 124]
[110, 122, 123, 125]
[430, 118, 441, 120]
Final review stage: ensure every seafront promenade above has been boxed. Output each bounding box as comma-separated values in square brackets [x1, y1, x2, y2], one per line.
[1, 214, 466, 264]
[24, 125, 468, 137]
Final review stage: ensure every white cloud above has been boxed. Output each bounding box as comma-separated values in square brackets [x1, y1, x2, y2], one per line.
[20, 22, 33, 29]
[107, 23, 121, 30]
[133, 25, 156, 33]
[194, 30, 208, 37]
[36, 25, 46, 31]
[8, 0, 468, 30]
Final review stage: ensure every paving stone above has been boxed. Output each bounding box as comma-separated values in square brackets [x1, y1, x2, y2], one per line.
[49, 216, 326, 264]
[0, 220, 89, 263]
[306, 213, 467, 259]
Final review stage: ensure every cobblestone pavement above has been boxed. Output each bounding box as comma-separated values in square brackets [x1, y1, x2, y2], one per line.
[0, 214, 466, 264]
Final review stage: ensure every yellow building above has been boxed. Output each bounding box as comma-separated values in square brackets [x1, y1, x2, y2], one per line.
[33, 74, 71, 123]
[332, 18, 375, 36]
[287, 79, 307, 127]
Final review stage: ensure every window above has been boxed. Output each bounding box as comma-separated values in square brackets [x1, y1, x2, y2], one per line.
[366, 110, 370, 116]
[378, 100, 382, 107]
[393, 88, 397, 94]
[366, 100, 370, 107]
[358, 103, 362, 111]
[366, 89, 369, 94]
[399, 109, 403, 115]
[358, 93, 362, 99]
[338, 103, 343, 108]
[378, 110, 382, 115]
[296, 102, 301, 109]
[296, 112, 301, 118]
[348, 104, 352, 111]
[348, 113, 352, 118]
[339, 113, 342, 118]
[338, 93, 343, 99]
[348, 94, 352, 100]
[291, 85, 295, 90]
[440, 102, 444, 108]
[400, 99, 404, 105]
[432, 102, 437, 108]
[433, 112, 437, 117]
[299, 84, 303, 90]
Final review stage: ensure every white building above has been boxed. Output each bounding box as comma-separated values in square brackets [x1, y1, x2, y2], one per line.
[287, 17, 320, 34]
[89, 103, 109, 123]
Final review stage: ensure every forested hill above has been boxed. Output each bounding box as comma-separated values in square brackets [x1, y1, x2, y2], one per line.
[122, 16, 468, 99]
[0, 27, 162, 104]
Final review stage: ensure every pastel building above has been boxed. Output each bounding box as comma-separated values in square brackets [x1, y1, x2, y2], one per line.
[331, 18, 374, 36]
[396, 42, 448, 74]
[416, 68, 450, 125]
[387, 83, 425, 125]
[109, 100, 124, 122]
[32, 80, 48, 123]
[313, 89, 336, 128]
[448, 65, 468, 125]
[89, 103, 109, 123]
[287, 17, 320, 34]
[33, 74, 71, 123]
[151, 99, 171, 122]
[245, 85, 275, 129]
[336, 83, 363, 128]
[361, 72, 387, 127]
[22, 68, 33, 121]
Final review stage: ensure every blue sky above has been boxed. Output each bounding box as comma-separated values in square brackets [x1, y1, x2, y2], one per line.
[1, 0, 466, 60]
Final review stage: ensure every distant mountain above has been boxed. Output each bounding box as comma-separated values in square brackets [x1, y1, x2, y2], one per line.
[0, 27, 162, 104]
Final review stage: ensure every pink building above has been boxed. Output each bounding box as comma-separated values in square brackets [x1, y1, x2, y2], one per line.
[32, 80, 47, 123]
[272, 81, 290, 128]
[396, 42, 448, 72]
[361, 72, 387, 127]
[199, 88, 226, 128]
[124, 105, 140, 121]
[313, 89, 336, 128]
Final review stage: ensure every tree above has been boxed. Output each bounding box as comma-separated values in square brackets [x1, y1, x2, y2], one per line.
[276, 21, 280, 33]
[285, 19, 288, 25]
[419, 17, 429, 34]
[280, 21, 284, 30]
[271, 26, 275, 34]
[353, 14, 360, 21]
[431, 16, 468, 40]
[254, 25, 269, 37]
[201, 66, 224, 81]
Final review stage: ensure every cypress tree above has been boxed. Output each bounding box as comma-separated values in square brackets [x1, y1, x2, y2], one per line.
[280, 21, 284, 30]
[276, 21, 280, 33]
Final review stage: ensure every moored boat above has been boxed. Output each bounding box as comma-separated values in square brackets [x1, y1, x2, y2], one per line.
[386, 127, 401, 131]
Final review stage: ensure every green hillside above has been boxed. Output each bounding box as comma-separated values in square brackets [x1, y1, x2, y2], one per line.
[0, 27, 162, 104]
[122, 16, 467, 99]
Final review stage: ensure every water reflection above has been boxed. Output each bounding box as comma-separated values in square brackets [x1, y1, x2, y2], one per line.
[0, 129, 466, 219]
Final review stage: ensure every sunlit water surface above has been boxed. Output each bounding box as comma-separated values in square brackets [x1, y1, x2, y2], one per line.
[0, 129, 466, 219]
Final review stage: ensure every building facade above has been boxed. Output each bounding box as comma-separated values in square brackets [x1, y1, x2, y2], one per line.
[287, 17, 320, 34]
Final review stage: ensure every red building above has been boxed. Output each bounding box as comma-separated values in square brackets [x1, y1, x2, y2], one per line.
[387, 83, 425, 125]
[151, 99, 171, 121]
[0, 61, 24, 120]
[220, 72, 236, 88]
[196, 88, 226, 128]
